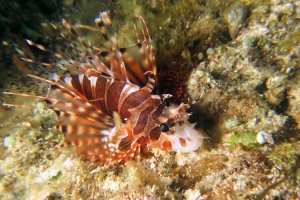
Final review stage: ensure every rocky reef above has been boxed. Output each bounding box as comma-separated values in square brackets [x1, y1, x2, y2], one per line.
[0, 0, 299, 199]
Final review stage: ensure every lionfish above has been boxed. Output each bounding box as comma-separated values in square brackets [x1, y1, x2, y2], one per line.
[2, 11, 205, 165]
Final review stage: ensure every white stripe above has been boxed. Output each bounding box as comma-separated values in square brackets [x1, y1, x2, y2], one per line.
[151, 95, 161, 100]
[90, 76, 98, 100]
[78, 74, 85, 96]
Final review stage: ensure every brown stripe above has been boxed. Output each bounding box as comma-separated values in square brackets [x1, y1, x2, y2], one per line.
[106, 80, 127, 116]
[82, 75, 93, 101]
[118, 135, 133, 151]
[179, 138, 187, 147]
[132, 105, 154, 135]
[120, 89, 149, 119]
[70, 75, 83, 94]
[94, 76, 109, 115]
[166, 118, 176, 128]
[55, 110, 61, 117]
[162, 141, 172, 151]
[149, 126, 161, 141]
[61, 125, 68, 133]
[136, 136, 149, 145]
[152, 103, 165, 119]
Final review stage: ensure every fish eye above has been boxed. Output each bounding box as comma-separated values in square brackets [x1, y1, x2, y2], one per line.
[160, 123, 169, 132]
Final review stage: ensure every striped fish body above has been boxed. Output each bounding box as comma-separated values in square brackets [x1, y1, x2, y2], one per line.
[48, 73, 159, 163]
[3, 11, 205, 165]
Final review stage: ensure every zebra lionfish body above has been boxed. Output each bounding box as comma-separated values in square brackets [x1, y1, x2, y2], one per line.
[3, 11, 205, 165]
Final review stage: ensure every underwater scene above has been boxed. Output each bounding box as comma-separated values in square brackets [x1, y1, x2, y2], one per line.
[0, 0, 299, 199]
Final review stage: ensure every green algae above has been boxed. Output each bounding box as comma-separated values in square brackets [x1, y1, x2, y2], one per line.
[51, 171, 63, 181]
[226, 132, 258, 150]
